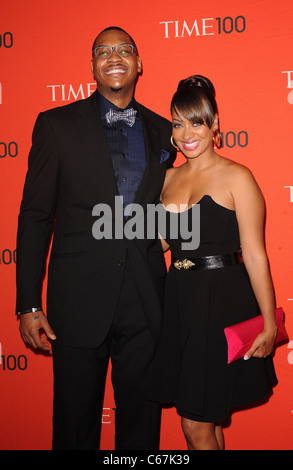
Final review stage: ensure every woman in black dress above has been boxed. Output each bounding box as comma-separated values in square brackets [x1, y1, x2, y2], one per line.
[154, 76, 278, 450]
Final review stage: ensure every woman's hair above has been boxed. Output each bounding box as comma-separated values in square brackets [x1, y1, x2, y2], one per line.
[171, 75, 218, 129]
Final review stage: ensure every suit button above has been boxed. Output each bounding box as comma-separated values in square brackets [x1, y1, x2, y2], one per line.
[117, 260, 124, 267]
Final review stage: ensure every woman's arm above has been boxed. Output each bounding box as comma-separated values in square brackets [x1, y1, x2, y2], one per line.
[231, 165, 277, 359]
[159, 234, 170, 252]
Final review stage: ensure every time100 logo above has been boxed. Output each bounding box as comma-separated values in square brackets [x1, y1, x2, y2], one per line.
[220, 131, 248, 148]
[0, 33, 13, 48]
[0, 142, 18, 158]
[0, 354, 27, 371]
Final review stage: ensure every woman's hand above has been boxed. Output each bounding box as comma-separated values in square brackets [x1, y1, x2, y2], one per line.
[244, 326, 277, 360]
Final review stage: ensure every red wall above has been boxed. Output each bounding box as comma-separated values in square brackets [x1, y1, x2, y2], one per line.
[1, 0, 293, 450]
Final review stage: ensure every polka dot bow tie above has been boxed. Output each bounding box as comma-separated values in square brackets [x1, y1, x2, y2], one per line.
[105, 108, 137, 127]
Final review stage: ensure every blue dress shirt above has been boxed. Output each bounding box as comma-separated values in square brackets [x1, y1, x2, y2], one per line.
[96, 92, 146, 215]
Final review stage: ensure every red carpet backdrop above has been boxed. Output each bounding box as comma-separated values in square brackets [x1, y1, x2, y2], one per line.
[1, 0, 293, 450]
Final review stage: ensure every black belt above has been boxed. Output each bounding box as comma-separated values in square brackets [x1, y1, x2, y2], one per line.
[172, 251, 243, 271]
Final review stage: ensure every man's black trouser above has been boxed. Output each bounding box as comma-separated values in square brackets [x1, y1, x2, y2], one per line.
[52, 263, 161, 450]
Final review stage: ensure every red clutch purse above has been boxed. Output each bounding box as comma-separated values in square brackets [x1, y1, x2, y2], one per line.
[224, 307, 289, 364]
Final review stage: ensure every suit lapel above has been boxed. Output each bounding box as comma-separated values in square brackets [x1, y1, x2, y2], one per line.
[75, 91, 120, 201]
[134, 103, 162, 207]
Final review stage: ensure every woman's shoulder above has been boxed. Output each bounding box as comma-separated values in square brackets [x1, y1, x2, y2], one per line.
[218, 156, 255, 183]
[219, 157, 263, 203]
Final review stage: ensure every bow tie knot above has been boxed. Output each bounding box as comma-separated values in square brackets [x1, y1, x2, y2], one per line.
[105, 108, 137, 127]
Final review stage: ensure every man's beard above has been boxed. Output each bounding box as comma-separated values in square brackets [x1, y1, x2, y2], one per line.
[110, 87, 123, 92]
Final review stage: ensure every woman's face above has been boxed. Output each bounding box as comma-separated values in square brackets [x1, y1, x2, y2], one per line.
[172, 108, 218, 160]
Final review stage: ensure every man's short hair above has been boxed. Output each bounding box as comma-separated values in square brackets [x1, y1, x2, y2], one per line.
[92, 26, 138, 56]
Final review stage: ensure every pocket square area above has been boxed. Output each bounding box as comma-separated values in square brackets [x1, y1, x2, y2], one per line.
[160, 149, 170, 163]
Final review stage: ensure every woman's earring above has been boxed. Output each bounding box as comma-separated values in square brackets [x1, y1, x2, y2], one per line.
[171, 135, 180, 150]
[213, 130, 222, 149]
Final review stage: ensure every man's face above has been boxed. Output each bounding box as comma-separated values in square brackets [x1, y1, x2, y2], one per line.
[91, 29, 142, 99]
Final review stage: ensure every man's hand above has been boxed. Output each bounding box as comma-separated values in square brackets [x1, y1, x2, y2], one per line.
[19, 310, 56, 351]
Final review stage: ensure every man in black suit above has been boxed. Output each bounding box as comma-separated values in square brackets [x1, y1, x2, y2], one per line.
[16, 26, 175, 450]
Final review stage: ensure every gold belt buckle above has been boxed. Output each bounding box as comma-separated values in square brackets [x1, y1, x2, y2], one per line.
[174, 259, 196, 270]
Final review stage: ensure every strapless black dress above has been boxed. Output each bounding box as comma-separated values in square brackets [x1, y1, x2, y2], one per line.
[151, 195, 277, 423]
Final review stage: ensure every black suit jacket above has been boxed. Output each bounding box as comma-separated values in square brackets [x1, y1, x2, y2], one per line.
[16, 90, 176, 348]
